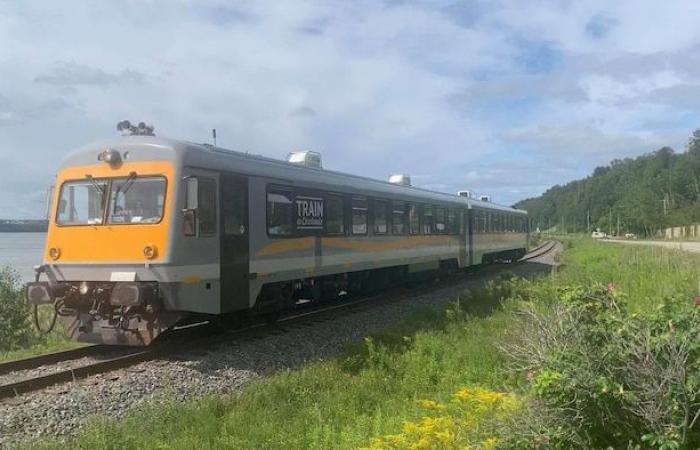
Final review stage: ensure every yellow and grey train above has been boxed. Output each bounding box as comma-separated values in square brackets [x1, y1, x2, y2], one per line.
[26, 124, 529, 346]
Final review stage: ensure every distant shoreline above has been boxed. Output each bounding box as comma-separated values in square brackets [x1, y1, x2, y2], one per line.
[0, 220, 48, 233]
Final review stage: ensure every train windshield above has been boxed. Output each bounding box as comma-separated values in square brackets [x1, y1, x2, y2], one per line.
[108, 176, 166, 224]
[56, 179, 108, 225]
[56, 176, 166, 226]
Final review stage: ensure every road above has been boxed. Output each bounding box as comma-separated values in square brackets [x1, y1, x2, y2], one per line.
[601, 239, 700, 254]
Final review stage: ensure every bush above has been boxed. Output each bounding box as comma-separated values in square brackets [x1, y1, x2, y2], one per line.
[503, 283, 700, 449]
[0, 267, 39, 351]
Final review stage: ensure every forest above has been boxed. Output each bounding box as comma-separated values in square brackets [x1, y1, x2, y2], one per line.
[515, 129, 700, 237]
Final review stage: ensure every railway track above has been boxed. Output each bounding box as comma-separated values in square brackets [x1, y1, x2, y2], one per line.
[0, 240, 558, 401]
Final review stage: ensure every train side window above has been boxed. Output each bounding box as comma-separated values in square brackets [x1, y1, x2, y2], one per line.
[352, 197, 368, 235]
[435, 207, 445, 233]
[325, 194, 345, 235]
[408, 203, 420, 234]
[198, 178, 217, 235]
[373, 200, 388, 234]
[267, 188, 294, 236]
[392, 201, 406, 234]
[446, 208, 456, 234]
[422, 206, 434, 234]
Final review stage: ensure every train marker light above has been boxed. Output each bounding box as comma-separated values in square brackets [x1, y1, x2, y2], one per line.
[143, 245, 157, 259]
[49, 247, 61, 260]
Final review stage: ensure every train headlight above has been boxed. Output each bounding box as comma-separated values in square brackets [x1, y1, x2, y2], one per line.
[143, 245, 157, 259]
[98, 148, 121, 166]
[25, 282, 55, 305]
[49, 247, 61, 260]
[79, 281, 91, 296]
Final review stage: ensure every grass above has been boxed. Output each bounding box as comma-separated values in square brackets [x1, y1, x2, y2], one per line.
[20, 237, 700, 449]
[0, 337, 86, 362]
[0, 266, 78, 362]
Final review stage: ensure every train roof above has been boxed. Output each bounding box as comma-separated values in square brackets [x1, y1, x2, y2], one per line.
[60, 135, 527, 215]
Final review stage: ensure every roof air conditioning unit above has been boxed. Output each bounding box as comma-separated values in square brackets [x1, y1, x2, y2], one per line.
[457, 190, 473, 198]
[287, 151, 322, 169]
[388, 174, 411, 186]
[479, 195, 491, 202]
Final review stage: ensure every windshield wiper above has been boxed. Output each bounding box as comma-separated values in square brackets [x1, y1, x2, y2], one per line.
[112, 172, 138, 210]
[85, 175, 105, 196]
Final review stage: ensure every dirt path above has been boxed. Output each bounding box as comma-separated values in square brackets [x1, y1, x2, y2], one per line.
[602, 239, 700, 254]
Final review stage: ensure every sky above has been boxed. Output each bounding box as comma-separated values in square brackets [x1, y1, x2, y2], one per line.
[2, 0, 700, 218]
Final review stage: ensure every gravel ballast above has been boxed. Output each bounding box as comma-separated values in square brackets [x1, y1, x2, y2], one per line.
[0, 249, 558, 448]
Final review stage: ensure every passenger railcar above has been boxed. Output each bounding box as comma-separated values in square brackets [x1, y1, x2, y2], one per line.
[26, 126, 528, 345]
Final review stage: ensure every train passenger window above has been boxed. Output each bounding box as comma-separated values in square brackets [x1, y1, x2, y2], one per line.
[352, 197, 368, 235]
[446, 209, 456, 234]
[198, 178, 217, 235]
[435, 207, 445, 233]
[422, 206, 434, 234]
[373, 200, 388, 234]
[325, 194, 345, 235]
[267, 188, 294, 236]
[408, 204, 420, 234]
[56, 179, 108, 225]
[392, 201, 407, 234]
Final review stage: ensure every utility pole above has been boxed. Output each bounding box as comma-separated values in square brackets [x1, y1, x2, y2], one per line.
[609, 207, 613, 236]
[587, 210, 590, 234]
[617, 214, 620, 236]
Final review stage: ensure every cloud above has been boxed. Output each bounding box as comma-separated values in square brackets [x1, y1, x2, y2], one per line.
[35, 61, 146, 88]
[288, 106, 317, 118]
[1, 1, 700, 218]
[585, 14, 618, 39]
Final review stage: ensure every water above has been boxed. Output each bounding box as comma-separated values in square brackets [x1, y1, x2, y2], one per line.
[0, 233, 46, 283]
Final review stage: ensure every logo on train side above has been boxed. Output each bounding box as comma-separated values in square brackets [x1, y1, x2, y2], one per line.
[295, 196, 324, 229]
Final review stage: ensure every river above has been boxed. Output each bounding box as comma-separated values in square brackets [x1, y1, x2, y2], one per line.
[0, 232, 46, 283]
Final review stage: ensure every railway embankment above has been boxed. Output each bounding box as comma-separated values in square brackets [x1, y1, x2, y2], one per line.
[7, 239, 700, 448]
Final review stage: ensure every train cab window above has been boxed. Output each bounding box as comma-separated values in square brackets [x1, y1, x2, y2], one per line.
[198, 178, 218, 235]
[352, 197, 368, 235]
[108, 176, 166, 225]
[392, 201, 407, 234]
[436, 207, 446, 233]
[325, 194, 345, 235]
[422, 206, 434, 234]
[408, 204, 420, 234]
[267, 188, 294, 236]
[373, 200, 388, 234]
[56, 179, 108, 225]
[446, 208, 456, 234]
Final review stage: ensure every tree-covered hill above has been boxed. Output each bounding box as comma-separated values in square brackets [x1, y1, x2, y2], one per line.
[514, 130, 700, 237]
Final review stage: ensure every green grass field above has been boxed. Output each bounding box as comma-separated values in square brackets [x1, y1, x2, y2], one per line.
[14, 238, 700, 449]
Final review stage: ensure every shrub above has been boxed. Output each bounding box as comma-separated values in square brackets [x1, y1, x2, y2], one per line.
[503, 283, 700, 449]
[0, 267, 39, 351]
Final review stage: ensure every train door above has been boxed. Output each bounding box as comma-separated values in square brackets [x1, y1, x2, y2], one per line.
[220, 174, 250, 312]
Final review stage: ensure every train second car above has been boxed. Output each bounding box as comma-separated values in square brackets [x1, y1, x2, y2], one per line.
[25, 126, 528, 345]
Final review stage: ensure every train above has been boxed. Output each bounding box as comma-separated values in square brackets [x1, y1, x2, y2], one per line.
[25, 122, 529, 346]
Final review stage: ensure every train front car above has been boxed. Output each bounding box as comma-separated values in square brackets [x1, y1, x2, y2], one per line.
[25, 134, 186, 345]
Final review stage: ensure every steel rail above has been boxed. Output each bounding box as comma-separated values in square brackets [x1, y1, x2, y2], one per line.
[1, 241, 559, 401]
[0, 349, 156, 400]
[0, 345, 106, 376]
